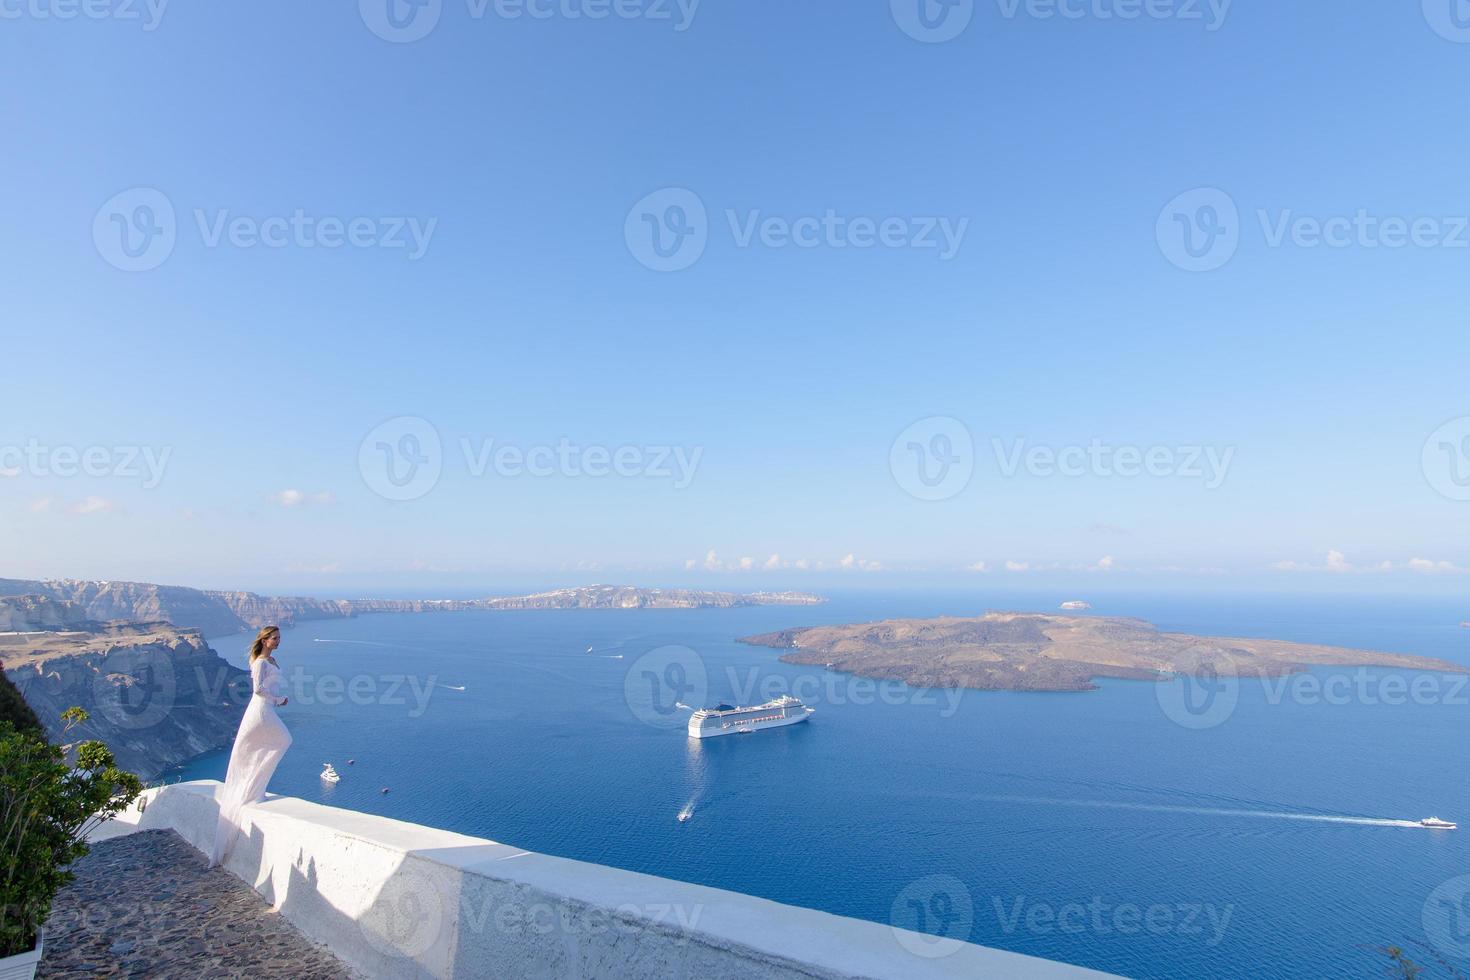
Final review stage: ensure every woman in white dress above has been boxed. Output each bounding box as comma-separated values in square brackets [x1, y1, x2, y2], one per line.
[210, 625, 292, 867]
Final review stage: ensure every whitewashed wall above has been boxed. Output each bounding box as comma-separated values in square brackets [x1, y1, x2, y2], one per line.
[95, 781, 1118, 980]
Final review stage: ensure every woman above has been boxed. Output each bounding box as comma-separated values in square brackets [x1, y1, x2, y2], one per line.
[209, 625, 292, 868]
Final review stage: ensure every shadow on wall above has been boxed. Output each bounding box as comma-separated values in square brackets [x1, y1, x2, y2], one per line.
[237, 823, 829, 979]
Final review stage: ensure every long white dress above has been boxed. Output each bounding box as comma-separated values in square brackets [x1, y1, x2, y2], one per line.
[209, 655, 292, 867]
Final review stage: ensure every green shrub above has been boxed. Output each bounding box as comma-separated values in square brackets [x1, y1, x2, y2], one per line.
[0, 707, 142, 956]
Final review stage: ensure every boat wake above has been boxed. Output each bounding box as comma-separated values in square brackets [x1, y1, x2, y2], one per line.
[984, 794, 1422, 828]
[311, 638, 437, 654]
[437, 683, 466, 692]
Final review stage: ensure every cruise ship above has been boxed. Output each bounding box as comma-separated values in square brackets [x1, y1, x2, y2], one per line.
[687, 696, 814, 739]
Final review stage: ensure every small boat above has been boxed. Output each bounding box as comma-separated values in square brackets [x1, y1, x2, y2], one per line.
[320, 763, 340, 784]
[1421, 816, 1457, 830]
[677, 811, 691, 823]
[347, 759, 355, 765]
[380, 787, 391, 794]
[586, 645, 595, 653]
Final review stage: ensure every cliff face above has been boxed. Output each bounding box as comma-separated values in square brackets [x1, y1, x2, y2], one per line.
[0, 578, 260, 636]
[2, 624, 247, 780]
[0, 594, 92, 631]
[0, 579, 828, 635]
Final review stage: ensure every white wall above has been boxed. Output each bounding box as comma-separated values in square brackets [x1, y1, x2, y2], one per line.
[97, 781, 1119, 980]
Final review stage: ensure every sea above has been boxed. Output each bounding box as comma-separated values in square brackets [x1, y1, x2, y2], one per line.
[173, 590, 1470, 979]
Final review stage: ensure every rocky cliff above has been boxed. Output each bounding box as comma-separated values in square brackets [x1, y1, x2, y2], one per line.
[0, 579, 826, 635]
[0, 594, 93, 631]
[2, 623, 247, 779]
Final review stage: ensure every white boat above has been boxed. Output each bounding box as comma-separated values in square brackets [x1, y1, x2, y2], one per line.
[1421, 816, 1457, 830]
[677, 811, 691, 823]
[687, 696, 814, 739]
[320, 763, 341, 784]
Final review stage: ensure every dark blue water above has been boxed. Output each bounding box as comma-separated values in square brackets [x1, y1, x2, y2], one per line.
[176, 591, 1470, 979]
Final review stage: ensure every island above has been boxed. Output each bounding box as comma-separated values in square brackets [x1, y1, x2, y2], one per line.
[0, 579, 826, 636]
[738, 612, 1467, 693]
[476, 585, 825, 611]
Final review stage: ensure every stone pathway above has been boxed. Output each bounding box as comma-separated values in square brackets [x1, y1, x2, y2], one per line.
[37, 829, 352, 979]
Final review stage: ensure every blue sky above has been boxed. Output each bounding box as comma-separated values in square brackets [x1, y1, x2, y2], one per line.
[2, 1, 1469, 595]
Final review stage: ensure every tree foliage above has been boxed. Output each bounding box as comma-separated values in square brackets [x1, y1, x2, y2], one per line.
[0, 707, 141, 956]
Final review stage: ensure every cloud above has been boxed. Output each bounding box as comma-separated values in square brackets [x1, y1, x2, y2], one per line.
[1407, 558, 1463, 574]
[1094, 555, 1115, 572]
[28, 497, 53, 513]
[967, 561, 988, 573]
[270, 489, 337, 508]
[70, 496, 115, 515]
[1273, 550, 1355, 573]
[1005, 561, 1030, 572]
[1273, 551, 1465, 575]
[689, 550, 874, 573]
